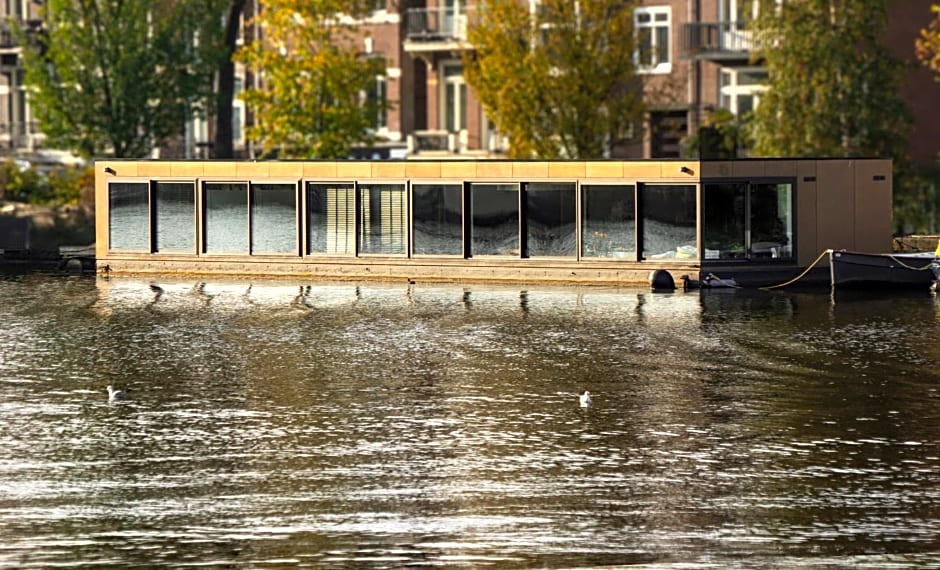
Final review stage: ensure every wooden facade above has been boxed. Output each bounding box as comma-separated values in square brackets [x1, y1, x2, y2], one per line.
[95, 158, 892, 287]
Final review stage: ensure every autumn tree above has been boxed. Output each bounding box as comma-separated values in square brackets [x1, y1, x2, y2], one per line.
[235, 0, 386, 159]
[748, 0, 911, 161]
[19, 0, 219, 158]
[916, 4, 940, 75]
[463, 0, 643, 159]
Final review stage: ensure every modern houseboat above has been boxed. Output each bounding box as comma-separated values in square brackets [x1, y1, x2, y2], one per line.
[94, 158, 893, 287]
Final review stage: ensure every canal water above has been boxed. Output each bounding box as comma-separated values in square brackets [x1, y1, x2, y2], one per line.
[1, 274, 939, 568]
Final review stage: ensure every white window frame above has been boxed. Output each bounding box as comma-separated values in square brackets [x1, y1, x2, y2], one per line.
[634, 6, 671, 75]
[719, 68, 768, 117]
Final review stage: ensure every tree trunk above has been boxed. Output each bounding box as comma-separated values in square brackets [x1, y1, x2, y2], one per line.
[213, 0, 246, 158]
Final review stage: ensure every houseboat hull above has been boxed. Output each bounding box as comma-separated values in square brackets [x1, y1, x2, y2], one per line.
[829, 250, 938, 289]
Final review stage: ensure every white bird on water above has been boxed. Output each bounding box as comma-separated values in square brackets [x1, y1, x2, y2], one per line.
[107, 385, 127, 401]
[579, 390, 592, 408]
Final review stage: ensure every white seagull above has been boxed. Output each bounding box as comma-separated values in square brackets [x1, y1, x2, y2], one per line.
[107, 385, 127, 401]
[579, 390, 592, 408]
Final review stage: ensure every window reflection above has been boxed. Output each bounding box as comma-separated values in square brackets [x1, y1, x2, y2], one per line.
[359, 183, 406, 255]
[154, 182, 195, 253]
[204, 182, 248, 253]
[413, 183, 463, 255]
[641, 184, 696, 260]
[702, 183, 746, 259]
[308, 183, 355, 255]
[251, 183, 297, 254]
[582, 184, 635, 259]
[109, 182, 150, 251]
[471, 183, 519, 256]
[751, 183, 793, 259]
[526, 183, 575, 257]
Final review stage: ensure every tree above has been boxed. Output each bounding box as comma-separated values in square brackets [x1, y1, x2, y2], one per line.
[463, 0, 643, 159]
[915, 4, 940, 76]
[235, 0, 386, 159]
[18, 0, 217, 158]
[213, 0, 247, 158]
[748, 0, 911, 161]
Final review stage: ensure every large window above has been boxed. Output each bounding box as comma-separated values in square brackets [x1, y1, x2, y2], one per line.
[635, 6, 670, 74]
[204, 182, 248, 253]
[251, 183, 297, 254]
[359, 183, 406, 255]
[526, 183, 576, 257]
[154, 182, 195, 253]
[702, 181, 793, 261]
[471, 183, 518, 256]
[307, 183, 355, 255]
[109, 182, 150, 251]
[702, 183, 746, 259]
[582, 184, 636, 259]
[413, 183, 463, 255]
[641, 184, 696, 259]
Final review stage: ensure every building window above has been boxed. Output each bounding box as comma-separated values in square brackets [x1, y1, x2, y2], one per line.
[204, 182, 248, 254]
[358, 183, 407, 255]
[525, 182, 576, 257]
[442, 62, 467, 132]
[250, 183, 297, 254]
[471, 183, 519, 256]
[108, 182, 150, 251]
[413, 183, 463, 255]
[307, 183, 355, 255]
[367, 73, 388, 132]
[635, 6, 671, 74]
[720, 68, 767, 117]
[640, 184, 696, 259]
[581, 184, 636, 259]
[154, 181, 195, 253]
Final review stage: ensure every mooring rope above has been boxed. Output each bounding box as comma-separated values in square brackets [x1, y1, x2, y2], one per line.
[759, 249, 833, 291]
[886, 255, 936, 271]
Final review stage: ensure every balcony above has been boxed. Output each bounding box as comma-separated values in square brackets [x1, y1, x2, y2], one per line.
[403, 7, 473, 53]
[682, 21, 757, 63]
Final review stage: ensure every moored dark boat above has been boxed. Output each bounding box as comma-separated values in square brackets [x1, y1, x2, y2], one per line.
[829, 249, 938, 289]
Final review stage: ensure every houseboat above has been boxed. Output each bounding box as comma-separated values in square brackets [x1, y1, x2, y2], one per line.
[94, 158, 893, 287]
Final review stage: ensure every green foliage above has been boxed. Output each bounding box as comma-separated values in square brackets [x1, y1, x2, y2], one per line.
[749, 0, 911, 162]
[235, 0, 387, 159]
[894, 163, 940, 235]
[0, 161, 92, 206]
[17, 0, 224, 158]
[684, 108, 749, 159]
[463, 0, 643, 158]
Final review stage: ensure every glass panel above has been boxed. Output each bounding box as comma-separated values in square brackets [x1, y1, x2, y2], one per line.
[251, 183, 297, 254]
[581, 185, 636, 259]
[702, 183, 746, 260]
[109, 182, 150, 251]
[154, 182, 195, 253]
[526, 182, 575, 257]
[307, 183, 355, 255]
[641, 185, 697, 260]
[750, 183, 794, 260]
[413, 183, 463, 255]
[656, 26, 669, 64]
[358, 183, 406, 255]
[204, 182, 248, 253]
[471, 183, 518, 256]
[637, 28, 652, 66]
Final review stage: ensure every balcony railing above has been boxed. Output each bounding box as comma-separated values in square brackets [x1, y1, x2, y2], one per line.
[682, 21, 757, 61]
[405, 7, 473, 44]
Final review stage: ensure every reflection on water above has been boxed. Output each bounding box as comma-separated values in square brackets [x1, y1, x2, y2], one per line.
[1, 275, 940, 568]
